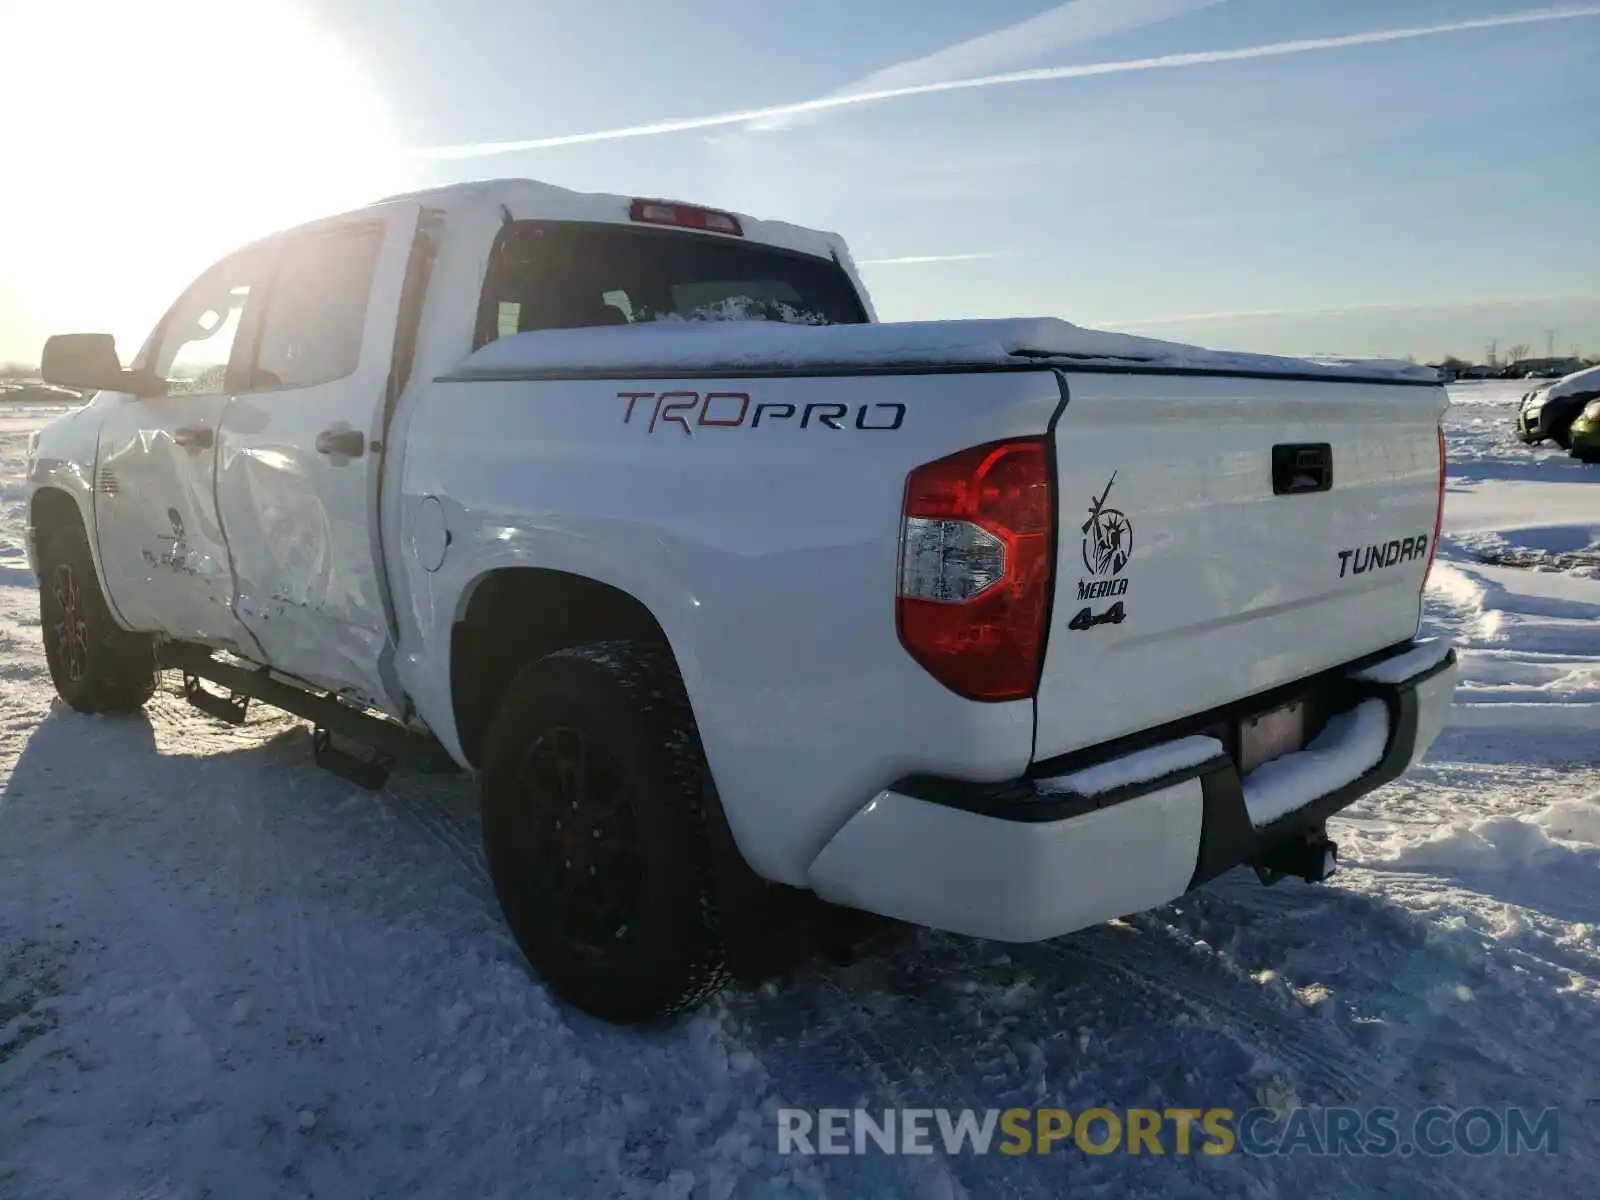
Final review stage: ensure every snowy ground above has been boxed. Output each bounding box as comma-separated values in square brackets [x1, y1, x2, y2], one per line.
[2, 383, 1596, 1198]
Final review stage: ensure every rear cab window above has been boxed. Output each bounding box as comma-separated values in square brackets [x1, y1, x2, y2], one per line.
[475, 221, 868, 349]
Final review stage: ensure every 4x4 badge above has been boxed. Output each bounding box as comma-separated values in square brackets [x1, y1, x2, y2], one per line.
[1069, 600, 1126, 632]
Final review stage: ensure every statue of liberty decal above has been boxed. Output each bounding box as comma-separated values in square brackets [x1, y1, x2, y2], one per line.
[1080, 472, 1133, 578]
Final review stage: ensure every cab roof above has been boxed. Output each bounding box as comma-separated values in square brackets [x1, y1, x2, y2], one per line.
[368, 177, 855, 267]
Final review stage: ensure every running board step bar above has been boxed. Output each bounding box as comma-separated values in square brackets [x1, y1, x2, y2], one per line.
[183, 673, 250, 724]
[159, 641, 457, 785]
[313, 727, 394, 790]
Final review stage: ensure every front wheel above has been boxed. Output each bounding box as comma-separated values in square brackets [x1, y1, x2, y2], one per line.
[480, 640, 727, 1022]
[36, 522, 158, 714]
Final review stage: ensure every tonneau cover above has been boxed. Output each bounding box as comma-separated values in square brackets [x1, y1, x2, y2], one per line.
[451, 317, 1440, 383]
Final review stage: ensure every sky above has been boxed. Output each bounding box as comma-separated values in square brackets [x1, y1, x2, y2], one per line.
[1, 0, 1597, 366]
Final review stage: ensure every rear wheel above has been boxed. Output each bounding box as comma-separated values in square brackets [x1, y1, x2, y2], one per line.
[36, 522, 158, 714]
[480, 640, 727, 1022]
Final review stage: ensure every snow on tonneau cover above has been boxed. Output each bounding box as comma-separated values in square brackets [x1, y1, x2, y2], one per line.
[455, 313, 1439, 381]
[458, 316, 1446, 764]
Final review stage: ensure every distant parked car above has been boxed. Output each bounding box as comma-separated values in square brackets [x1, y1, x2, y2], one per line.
[1568, 399, 1600, 464]
[0, 383, 83, 405]
[1515, 364, 1600, 448]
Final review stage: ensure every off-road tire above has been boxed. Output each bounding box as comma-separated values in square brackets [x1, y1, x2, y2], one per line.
[36, 522, 158, 714]
[480, 640, 728, 1023]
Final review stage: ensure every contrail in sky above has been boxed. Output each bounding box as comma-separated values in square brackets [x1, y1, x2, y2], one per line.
[857, 253, 1006, 266]
[412, 5, 1600, 159]
[750, 0, 1228, 132]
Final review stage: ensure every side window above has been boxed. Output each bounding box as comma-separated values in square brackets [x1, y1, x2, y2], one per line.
[252, 224, 383, 390]
[151, 254, 263, 396]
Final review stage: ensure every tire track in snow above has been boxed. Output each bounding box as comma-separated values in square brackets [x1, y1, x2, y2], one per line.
[1171, 868, 1600, 1122]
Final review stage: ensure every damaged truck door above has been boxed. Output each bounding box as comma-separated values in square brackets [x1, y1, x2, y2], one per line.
[212, 203, 423, 714]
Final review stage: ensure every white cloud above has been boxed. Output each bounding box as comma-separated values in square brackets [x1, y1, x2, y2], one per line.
[1099, 290, 1600, 328]
[412, 4, 1600, 160]
[748, 0, 1227, 131]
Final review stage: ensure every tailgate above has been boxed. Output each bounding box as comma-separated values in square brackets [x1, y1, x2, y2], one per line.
[1033, 371, 1447, 762]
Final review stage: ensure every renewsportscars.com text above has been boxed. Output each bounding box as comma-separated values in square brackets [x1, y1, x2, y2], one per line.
[776, 1106, 1560, 1158]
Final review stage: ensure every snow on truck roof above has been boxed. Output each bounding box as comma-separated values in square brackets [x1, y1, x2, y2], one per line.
[371, 176, 856, 265]
[456, 316, 1441, 384]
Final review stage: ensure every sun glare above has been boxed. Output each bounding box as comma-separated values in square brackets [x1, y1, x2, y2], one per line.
[1, 0, 404, 360]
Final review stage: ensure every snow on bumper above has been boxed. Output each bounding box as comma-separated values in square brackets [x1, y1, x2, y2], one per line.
[807, 639, 1459, 942]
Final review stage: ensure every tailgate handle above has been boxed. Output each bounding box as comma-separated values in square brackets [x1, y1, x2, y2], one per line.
[1272, 443, 1332, 494]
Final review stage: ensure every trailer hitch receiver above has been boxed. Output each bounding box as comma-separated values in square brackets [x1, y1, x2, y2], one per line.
[1254, 826, 1339, 886]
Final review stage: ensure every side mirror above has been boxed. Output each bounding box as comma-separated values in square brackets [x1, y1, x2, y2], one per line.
[41, 333, 165, 397]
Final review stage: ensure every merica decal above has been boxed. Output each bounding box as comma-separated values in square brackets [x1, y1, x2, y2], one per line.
[1070, 472, 1134, 630]
[1081, 472, 1132, 579]
[1077, 576, 1128, 601]
[620, 390, 906, 435]
[1338, 535, 1429, 578]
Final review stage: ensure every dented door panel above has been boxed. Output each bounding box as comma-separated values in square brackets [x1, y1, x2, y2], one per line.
[93, 394, 257, 649]
[213, 204, 422, 713]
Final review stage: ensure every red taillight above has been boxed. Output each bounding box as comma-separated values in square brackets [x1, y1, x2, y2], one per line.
[896, 438, 1054, 701]
[629, 198, 744, 237]
[1424, 425, 1446, 585]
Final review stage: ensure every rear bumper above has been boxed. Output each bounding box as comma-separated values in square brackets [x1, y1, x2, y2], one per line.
[806, 639, 1459, 942]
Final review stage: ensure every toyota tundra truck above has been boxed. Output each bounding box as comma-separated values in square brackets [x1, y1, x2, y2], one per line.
[25, 177, 1459, 1022]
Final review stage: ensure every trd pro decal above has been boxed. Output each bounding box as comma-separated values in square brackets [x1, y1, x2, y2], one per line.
[1337, 535, 1429, 578]
[619, 390, 905, 435]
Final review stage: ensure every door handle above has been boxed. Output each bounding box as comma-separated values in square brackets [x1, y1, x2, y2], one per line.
[172, 425, 215, 450]
[315, 428, 366, 458]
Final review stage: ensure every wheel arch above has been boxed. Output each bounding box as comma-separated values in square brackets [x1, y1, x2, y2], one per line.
[447, 566, 686, 769]
[29, 485, 132, 630]
[30, 485, 86, 541]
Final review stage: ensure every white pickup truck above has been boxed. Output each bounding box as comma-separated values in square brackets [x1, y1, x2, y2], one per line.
[27, 177, 1458, 1022]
